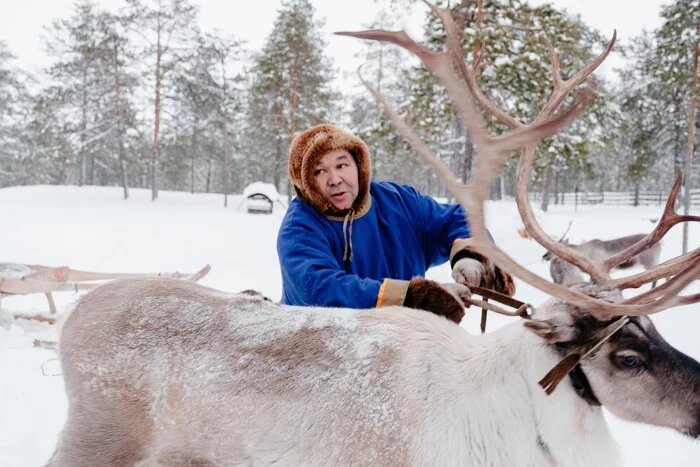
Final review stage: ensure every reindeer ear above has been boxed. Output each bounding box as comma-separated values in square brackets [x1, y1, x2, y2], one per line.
[523, 315, 577, 343]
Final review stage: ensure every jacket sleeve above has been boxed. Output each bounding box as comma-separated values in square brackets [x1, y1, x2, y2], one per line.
[278, 213, 406, 309]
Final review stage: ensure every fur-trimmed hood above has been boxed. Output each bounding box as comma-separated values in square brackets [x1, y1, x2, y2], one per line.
[288, 124, 372, 216]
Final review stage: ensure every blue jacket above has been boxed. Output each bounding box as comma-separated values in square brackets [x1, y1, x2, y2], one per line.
[277, 181, 471, 308]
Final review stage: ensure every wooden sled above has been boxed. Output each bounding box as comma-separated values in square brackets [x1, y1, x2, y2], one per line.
[0, 263, 211, 314]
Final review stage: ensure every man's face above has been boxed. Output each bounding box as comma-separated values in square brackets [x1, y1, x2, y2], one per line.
[313, 148, 359, 212]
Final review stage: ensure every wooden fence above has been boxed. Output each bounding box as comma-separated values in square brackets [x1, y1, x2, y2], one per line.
[528, 189, 700, 207]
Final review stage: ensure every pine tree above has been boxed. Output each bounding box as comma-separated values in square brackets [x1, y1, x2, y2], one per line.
[402, 0, 610, 207]
[606, 33, 668, 202]
[654, 0, 699, 163]
[95, 10, 139, 199]
[657, 0, 700, 253]
[43, 1, 108, 186]
[640, 0, 699, 251]
[243, 0, 338, 193]
[170, 31, 244, 202]
[345, 9, 421, 187]
[24, 89, 76, 185]
[0, 42, 28, 187]
[39, 2, 140, 193]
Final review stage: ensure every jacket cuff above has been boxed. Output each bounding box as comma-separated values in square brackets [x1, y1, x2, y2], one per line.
[450, 238, 489, 268]
[376, 278, 410, 307]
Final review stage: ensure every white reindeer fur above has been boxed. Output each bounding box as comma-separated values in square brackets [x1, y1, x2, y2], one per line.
[51, 278, 619, 466]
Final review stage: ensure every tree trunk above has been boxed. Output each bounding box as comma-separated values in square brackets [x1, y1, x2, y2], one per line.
[206, 156, 212, 193]
[151, 5, 162, 201]
[88, 151, 95, 185]
[190, 125, 197, 194]
[286, 47, 301, 195]
[113, 44, 129, 200]
[79, 65, 88, 186]
[457, 118, 473, 186]
[540, 166, 553, 212]
[674, 94, 684, 168]
[221, 54, 230, 208]
[119, 157, 128, 199]
[683, 21, 699, 254]
[88, 121, 96, 185]
[274, 138, 282, 191]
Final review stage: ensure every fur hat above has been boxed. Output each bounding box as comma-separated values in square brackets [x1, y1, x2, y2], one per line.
[288, 123, 372, 215]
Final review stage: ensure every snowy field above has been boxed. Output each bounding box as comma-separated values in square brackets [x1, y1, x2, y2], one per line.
[0, 184, 698, 466]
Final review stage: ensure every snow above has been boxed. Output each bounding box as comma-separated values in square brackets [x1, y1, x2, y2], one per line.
[1, 184, 698, 466]
[242, 181, 281, 201]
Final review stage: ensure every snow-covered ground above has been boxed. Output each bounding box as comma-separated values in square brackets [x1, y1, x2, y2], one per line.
[1, 185, 698, 466]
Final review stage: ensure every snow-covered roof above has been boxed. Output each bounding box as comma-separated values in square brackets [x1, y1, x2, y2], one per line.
[243, 182, 280, 200]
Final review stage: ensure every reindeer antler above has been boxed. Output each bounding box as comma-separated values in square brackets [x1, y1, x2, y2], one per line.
[337, 2, 699, 320]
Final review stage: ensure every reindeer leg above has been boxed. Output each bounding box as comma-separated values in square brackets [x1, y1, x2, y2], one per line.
[49, 397, 150, 466]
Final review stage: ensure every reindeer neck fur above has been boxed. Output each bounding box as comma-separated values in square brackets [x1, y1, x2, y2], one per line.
[398, 316, 620, 466]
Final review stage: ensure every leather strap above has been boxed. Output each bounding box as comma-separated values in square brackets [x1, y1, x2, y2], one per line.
[468, 286, 617, 405]
[569, 364, 601, 406]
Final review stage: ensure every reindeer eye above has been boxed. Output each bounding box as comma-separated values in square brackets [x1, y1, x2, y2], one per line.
[614, 352, 645, 370]
[622, 356, 639, 367]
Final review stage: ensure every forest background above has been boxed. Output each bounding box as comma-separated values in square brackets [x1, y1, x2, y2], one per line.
[0, 0, 698, 213]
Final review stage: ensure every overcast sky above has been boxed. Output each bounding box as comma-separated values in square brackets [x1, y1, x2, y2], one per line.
[0, 0, 671, 85]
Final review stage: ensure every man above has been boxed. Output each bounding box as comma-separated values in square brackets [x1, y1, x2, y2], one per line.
[277, 123, 514, 324]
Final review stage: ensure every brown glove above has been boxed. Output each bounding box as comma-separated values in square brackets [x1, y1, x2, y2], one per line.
[451, 249, 516, 296]
[403, 278, 470, 324]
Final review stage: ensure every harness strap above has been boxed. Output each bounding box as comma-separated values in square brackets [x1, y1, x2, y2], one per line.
[538, 316, 630, 395]
[467, 286, 534, 333]
[569, 364, 601, 406]
[466, 285, 627, 404]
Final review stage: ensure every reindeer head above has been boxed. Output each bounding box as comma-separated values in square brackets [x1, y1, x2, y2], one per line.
[526, 283, 700, 438]
[541, 242, 569, 261]
[542, 221, 573, 261]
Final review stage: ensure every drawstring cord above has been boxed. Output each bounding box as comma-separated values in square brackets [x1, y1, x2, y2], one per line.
[342, 209, 355, 264]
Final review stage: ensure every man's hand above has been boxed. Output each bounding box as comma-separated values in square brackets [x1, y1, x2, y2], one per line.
[403, 278, 471, 324]
[451, 250, 516, 296]
[440, 282, 473, 303]
[451, 258, 486, 288]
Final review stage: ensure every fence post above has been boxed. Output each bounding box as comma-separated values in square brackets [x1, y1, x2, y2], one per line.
[575, 186, 579, 212]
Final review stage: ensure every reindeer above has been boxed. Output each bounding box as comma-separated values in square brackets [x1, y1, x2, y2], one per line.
[543, 234, 663, 286]
[48, 4, 700, 466]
